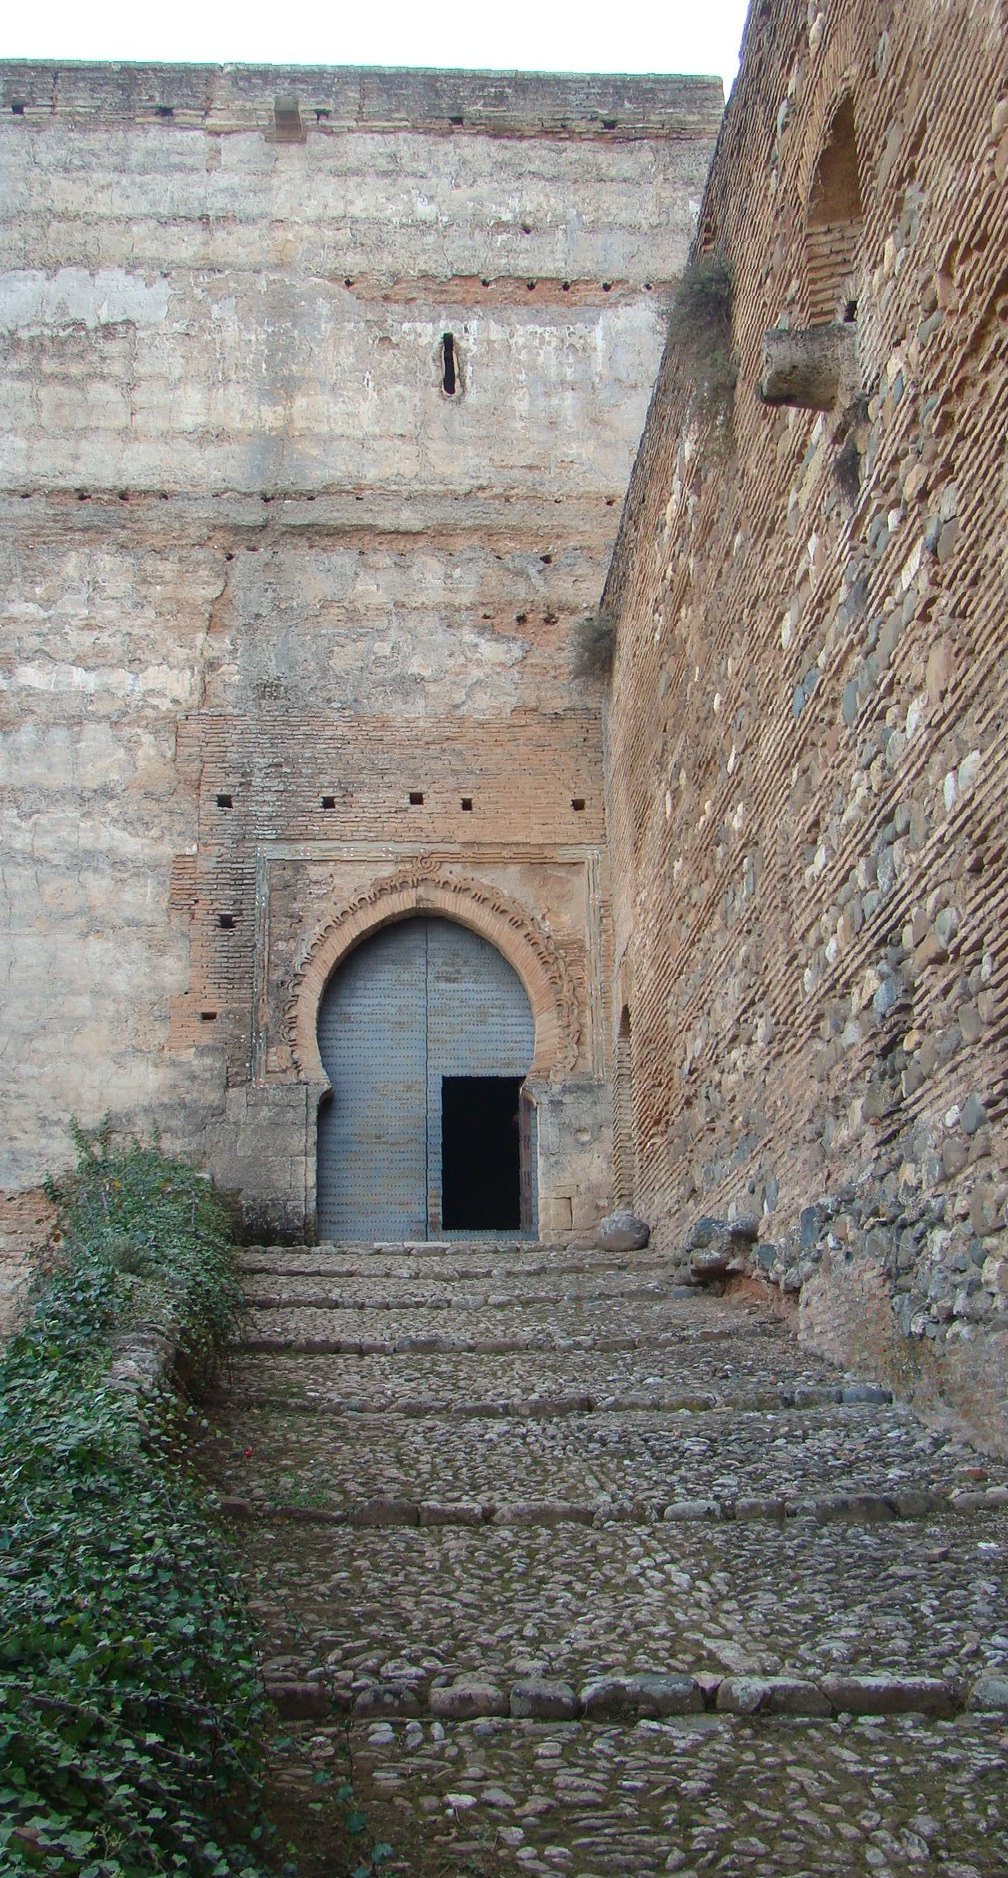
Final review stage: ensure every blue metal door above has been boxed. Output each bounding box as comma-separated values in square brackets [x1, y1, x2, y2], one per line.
[316, 920, 428, 1242]
[316, 917, 534, 1241]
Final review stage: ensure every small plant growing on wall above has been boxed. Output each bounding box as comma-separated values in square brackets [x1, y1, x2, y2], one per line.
[833, 391, 869, 505]
[571, 607, 616, 680]
[667, 251, 738, 439]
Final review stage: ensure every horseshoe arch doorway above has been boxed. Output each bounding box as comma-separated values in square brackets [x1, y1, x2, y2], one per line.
[316, 916, 537, 1241]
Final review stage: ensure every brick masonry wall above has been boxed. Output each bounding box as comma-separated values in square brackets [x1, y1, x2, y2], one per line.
[0, 63, 719, 1243]
[604, 0, 1008, 1446]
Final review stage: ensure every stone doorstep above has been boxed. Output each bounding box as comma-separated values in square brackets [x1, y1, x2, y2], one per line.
[261, 1668, 1008, 1724]
[217, 1484, 1007, 1527]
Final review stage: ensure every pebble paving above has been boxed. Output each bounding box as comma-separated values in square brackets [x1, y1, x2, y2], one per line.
[204, 1239, 1008, 1874]
[208, 1401, 1008, 1513]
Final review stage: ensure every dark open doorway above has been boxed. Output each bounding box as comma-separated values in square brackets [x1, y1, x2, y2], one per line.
[441, 1075, 523, 1230]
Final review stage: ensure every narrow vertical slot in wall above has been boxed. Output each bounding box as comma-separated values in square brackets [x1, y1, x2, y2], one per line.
[442, 332, 457, 395]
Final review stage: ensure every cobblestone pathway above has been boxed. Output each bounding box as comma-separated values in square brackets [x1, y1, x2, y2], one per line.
[203, 1242, 1008, 1876]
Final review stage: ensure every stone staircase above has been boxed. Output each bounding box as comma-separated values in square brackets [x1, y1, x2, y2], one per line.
[201, 1239, 1008, 1876]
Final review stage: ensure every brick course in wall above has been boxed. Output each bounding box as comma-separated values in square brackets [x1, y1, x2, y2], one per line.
[603, 0, 1008, 1448]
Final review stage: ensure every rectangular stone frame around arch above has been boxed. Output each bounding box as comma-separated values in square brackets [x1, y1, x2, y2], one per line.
[201, 843, 616, 1244]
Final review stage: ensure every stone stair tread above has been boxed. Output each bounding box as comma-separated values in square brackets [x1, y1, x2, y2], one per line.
[286, 1710, 1008, 1876]
[238, 1247, 648, 1282]
[240, 1295, 735, 1333]
[240, 1278, 677, 1309]
[206, 1252, 1008, 1872]
[224, 1511, 1008, 1686]
[203, 1399, 1005, 1512]
[221, 1340, 850, 1404]
[242, 1239, 615, 1260]
[236, 1312, 788, 1357]
[262, 1663, 1004, 1720]
[215, 1386, 900, 1420]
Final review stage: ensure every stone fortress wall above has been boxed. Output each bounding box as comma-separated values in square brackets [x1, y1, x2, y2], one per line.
[0, 60, 720, 1254]
[604, 0, 1008, 1445]
[3, 16, 1006, 1450]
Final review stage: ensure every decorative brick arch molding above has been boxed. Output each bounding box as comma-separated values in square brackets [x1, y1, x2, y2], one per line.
[285, 857, 582, 1084]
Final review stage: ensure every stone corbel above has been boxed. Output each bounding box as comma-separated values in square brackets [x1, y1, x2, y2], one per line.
[759, 322, 860, 412]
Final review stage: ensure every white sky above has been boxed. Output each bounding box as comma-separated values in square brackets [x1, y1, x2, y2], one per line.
[4, 0, 750, 98]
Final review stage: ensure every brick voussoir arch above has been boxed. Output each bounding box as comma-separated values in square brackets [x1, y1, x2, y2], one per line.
[286, 859, 581, 1084]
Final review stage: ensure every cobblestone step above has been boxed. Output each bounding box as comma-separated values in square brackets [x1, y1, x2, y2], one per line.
[239, 1294, 730, 1341]
[205, 1400, 1008, 1514]
[276, 1711, 1008, 1876]
[237, 1315, 796, 1357]
[220, 1334, 849, 1408]
[235, 1287, 783, 1354]
[222, 1510, 1008, 1686]
[221, 1484, 1008, 1528]
[213, 1382, 878, 1412]
[241, 1280, 681, 1311]
[206, 1245, 1008, 1873]
[239, 1244, 652, 1284]
[242, 1240, 619, 1264]
[263, 1667, 1008, 1722]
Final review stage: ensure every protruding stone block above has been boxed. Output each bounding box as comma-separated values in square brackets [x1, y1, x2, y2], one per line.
[760, 321, 859, 411]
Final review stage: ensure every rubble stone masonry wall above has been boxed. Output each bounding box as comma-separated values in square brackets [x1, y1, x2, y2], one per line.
[0, 61, 720, 1263]
[604, 0, 1008, 1446]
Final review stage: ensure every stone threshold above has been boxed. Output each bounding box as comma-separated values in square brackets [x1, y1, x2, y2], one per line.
[263, 1667, 1008, 1723]
[219, 1483, 1008, 1527]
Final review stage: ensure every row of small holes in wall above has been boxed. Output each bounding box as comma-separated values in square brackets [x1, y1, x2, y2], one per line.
[320, 793, 586, 811]
[318, 792, 469, 809]
[67, 104, 630, 132]
[218, 789, 586, 811]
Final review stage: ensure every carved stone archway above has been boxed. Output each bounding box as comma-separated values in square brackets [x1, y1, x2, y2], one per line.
[285, 857, 582, 1085]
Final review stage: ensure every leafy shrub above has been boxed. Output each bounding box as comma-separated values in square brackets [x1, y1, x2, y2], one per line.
[571, 608, 616, 680]
[667, 252, 738, 435]
[0, 1130, 272, 1877]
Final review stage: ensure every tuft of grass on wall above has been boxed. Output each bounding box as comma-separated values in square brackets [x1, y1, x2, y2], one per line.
[667, 252, 738, 438]
[0, 1127, 273, 1878]
[571, 608, 616, 681]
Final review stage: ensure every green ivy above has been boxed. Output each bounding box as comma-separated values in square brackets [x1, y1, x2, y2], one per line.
[0, 1129, 272, 1877]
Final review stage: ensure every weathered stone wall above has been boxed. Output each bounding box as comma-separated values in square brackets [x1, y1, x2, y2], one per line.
[604, 0, 1008, 1445]
[0, 61, 720, 1243]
